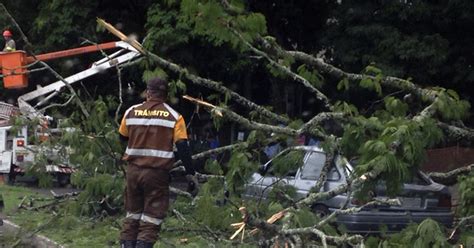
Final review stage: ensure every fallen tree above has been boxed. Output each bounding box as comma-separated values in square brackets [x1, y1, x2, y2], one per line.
[2, 1, 474, 247]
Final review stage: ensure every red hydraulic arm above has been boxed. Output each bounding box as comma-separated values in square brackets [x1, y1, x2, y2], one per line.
[25, 42, 118, 63]
[0, 41, 120, 89]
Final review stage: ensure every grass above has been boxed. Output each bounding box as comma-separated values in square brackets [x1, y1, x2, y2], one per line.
[0, 184, 248, 247]
[2, 184, 472, 247]
[0, 184, 120, 247]
[0, 184, 43, 214]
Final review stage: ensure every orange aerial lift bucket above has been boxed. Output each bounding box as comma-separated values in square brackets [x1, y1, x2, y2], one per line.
[0, 51, 29, 89]
[0, 41, 118, 89]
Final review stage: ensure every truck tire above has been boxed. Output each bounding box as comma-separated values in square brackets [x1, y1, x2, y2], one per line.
[57, 173, 70, 187]
[0, 173, 8, 185]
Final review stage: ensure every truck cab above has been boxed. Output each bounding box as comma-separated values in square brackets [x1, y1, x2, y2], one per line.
[0, 125, 34, 182]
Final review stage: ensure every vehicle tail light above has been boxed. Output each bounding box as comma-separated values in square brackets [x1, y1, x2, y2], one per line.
[16, 155, 24, 162]
[438, 194, 452, 208]
[351, 198, 367, 206]
[16, 140, 24, 147]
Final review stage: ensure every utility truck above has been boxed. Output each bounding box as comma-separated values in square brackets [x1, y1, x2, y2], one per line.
[0, 40, 142, 184]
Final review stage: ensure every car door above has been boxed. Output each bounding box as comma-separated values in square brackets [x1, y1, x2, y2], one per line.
[372, 172, 447, 212]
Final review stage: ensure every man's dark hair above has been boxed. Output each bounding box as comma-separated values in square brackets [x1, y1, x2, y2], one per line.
[147, 77, 168, 98]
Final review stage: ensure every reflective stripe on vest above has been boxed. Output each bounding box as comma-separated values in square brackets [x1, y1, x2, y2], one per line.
[141, 214, 163, 226]
[126, 118, 176, 128]
[126, 212, 142, 220]
[125, 148, 174, 158]
[163, 103, 179, 119]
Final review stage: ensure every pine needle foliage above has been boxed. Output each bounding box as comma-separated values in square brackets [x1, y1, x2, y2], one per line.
[380, 219, 449, 248]
[51, 97, 125, 216]
[458, 172, 474, 216]
[194, 178, 240, 231]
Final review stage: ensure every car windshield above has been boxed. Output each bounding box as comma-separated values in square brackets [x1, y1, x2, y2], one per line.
[264, 149, 305, 177]
[300, 151, 326, 180]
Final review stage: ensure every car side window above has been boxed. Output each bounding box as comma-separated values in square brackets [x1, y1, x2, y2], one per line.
[327, 167, 341, 181]
[300, 151, 326, 180]
[404, 173, 430, 186]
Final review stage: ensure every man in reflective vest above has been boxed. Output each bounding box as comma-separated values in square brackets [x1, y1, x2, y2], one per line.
[2, 30, 16, 52]
[118, 77, 198, 248]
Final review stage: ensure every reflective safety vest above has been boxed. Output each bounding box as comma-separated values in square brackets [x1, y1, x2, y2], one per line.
[122, 100, 180, 170]
[3, 39, 16, 52]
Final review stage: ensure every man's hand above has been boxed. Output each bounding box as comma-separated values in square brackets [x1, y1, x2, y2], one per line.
[186, 174, 199, 197]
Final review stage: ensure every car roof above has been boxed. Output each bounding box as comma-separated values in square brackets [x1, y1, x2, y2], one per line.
[292, 145, 325, 153]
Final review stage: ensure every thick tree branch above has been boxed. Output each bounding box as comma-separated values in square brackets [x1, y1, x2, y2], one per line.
[230, 29, 333, 111]
[146, 53, 289, 124]
[296, 169, 382, 209]
[172, 142, 247, 169]
[448, 215, 474, 240]
[298, 112, 344, 137]
[437, 122, 474, 145]
[183, 95, 342, 141]
[170, 186, 193, 198]
[281, 49, 438, 102]
[315, 198, 401, 228]
[428, 164, 474, 185]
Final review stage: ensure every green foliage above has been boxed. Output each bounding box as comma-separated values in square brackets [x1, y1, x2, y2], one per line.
[432, 88, 471, 120]
[71, 173, 123, 216]
[291, 207, 318, 228]
[243, 200, 284, 225]
[204, 158, 223, 175]
[145, 2, 192, 52]
[287, 119, 304, 130]
[268, 184, 297, 207]
[337, 77, 350, 91]
[359, 64, 383, 96]
[459, 230, 474, 248]
[297, 64, 323, 88]
[194, 178, 239, 230]
[59, 97, 122, 175]
[458, 172, 474, 216]
[266, 56, 295, 79]
[270, 150, 304, 177]
[225, 151, 258, 193]
[32, 0, 99, 51]
[380, 219, 449, 248]
[180, 0, 230, 45]
[343, 115, 442, 194]
[180, 0, 266, 49]
[384, 96, 408, 117]
[234, 12, 267, 43]
[334, 101, 359, 116]
[47, 97, 126, 216]
[168, 79, 187, 99]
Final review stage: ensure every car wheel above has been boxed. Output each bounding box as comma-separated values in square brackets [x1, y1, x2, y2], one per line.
[311, 204, 330, 218]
